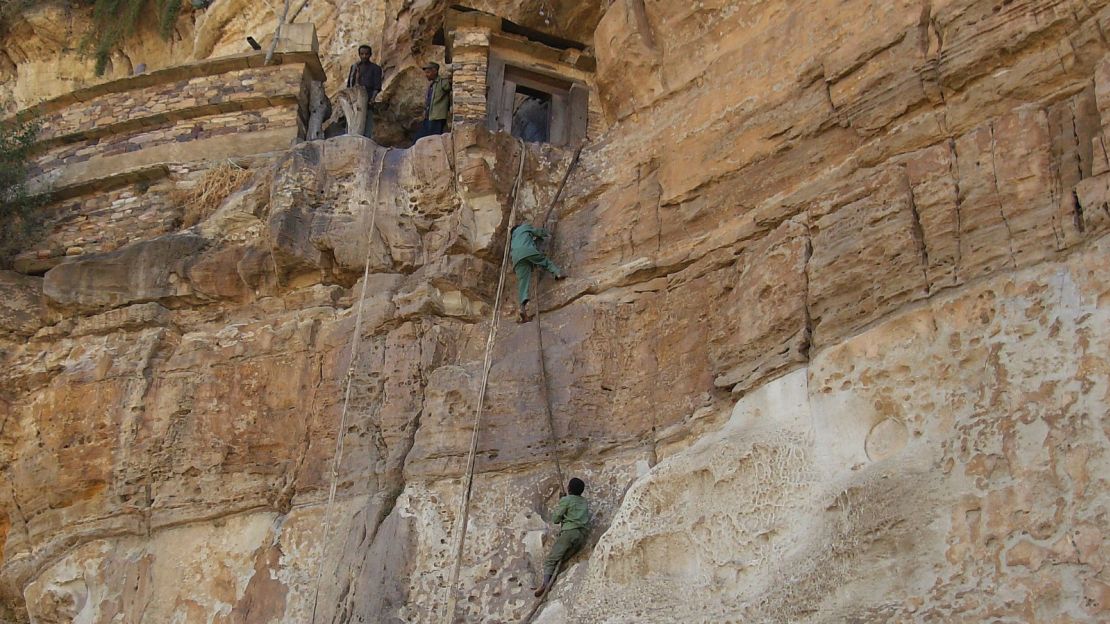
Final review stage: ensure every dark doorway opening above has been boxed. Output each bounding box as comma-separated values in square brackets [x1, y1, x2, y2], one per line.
[512, 85, 552, 143]
[488, 61, 588, 146]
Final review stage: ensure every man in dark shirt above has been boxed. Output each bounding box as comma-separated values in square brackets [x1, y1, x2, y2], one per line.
[346, 44, 383, 139]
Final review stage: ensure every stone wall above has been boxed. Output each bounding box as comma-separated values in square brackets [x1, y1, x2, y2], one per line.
[1, 2, 1109, 624]
[34, 64, 308, 146]
[450, 26, 492, 125]
[12, 40, 325, 274]
[26, 46, 323, 195]
[30, 108, 299, 178]
[21, 183, 180, 263]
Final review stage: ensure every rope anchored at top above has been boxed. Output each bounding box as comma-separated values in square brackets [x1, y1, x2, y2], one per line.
[439, 141, 585, 624]
[308, 147, 391, 624]
[532, 143, 585, 498]
[440, 139, 529, 624]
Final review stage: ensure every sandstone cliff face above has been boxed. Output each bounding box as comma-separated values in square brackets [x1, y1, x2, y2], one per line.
[0, 0, 605, 115]
[2, 1, 1109, 623]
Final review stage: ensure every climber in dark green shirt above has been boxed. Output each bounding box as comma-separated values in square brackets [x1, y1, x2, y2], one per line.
[511, 223, 565, 323]
[535, 477, 590, 597]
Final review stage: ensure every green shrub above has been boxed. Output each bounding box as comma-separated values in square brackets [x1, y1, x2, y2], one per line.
[0, 1, 184, 76]
[0, 111, 42, 267]
[86, 0, 183, 75]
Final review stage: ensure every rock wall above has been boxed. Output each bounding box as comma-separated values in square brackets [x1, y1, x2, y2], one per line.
[13, 42, 323, 275]
[1, 1, 1109, 623]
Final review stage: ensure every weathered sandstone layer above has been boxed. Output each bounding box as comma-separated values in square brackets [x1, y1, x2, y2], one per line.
[1, 1, 1109, 623]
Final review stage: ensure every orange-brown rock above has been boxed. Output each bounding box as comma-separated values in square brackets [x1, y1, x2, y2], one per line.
[2, 1, 1109, 623]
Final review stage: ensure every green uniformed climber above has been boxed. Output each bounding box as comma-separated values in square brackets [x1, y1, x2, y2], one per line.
[511, 223, 565, 323]
[534, 477, 590, 597]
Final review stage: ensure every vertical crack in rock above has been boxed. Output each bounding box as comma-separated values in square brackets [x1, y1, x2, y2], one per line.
[987, 122, 1019, 268]
[1071, 95, 1092, 180]
[628, 0, 657, 52]
[626, 0, 666, 92]
[326, 319, 435, 622]
[916, 0, 935, 58]
[127, 330, 171, 538]
[4, 479, 31, 546]
[0, 398, 13, 449]
[902, 166, 932, 295]
[648, 160, 661, 254]
[135, 566, 155, 623]
[946, 137, 964, 284]
[385, 321, 432, 497]
[1068, 100, 1089, 236]
[653, 188, 663, 254]
[921, 2, 951, 135]
[823, 77, 848, 129]
[1072, 189, 1086, 233]
[801, 227, 815, 360]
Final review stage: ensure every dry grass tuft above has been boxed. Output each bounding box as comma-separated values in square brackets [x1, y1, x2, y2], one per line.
[174, 161, 254, 228]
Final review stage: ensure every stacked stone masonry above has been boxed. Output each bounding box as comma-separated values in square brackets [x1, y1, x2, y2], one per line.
[15, 49, 324, 273]
[1, 3, 1109, 624]
[31, 108, 299, 176]
[450, 27, 493, 125]
[34, 64, 307, 146]
[36, 185, 180, 257]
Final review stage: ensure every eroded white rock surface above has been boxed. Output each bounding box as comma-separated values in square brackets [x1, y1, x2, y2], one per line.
[2, 0, 1109, 622]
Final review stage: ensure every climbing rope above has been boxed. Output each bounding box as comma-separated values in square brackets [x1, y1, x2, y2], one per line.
[440, 139, 529, 624]
[308, 148, 391, 624]
[539, 144, 584, 226]
[440, 141, 583, 623]
[532, 144, 585, 498]
[522, 560, 562, 623]
[518, 144, 585, 621]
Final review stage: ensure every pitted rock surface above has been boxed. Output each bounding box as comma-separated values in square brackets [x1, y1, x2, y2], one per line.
[1, 1, 1109, 623]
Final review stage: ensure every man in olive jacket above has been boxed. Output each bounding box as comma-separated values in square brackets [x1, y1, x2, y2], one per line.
[535, 477, 590, 597]
[510, 223, 565, 322]
[419, 62, 451, 138]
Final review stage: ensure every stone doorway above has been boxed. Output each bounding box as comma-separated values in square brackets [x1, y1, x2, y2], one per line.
[441, 6, 594, 146]
[489, 62, 588, 146]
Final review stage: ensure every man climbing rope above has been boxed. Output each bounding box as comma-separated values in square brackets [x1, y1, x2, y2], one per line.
[511, 223, 565, 323]
[535, 477, 590, 597]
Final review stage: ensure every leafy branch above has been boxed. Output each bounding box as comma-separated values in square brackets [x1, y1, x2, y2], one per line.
[0, 110, 42, 266]
[84, 0, 183, 75]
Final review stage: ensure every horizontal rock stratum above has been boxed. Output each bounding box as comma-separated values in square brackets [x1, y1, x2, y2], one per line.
[1, 1, 1108, 623]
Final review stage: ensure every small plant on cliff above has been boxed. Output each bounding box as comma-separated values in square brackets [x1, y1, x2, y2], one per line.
[1, 1, 184, 76]
[85, 0, 183, 75]
[172, 161, 255, 228]
[0, 110, 42, 266]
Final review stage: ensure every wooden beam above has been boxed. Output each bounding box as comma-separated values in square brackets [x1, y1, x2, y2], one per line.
[504, 65, 572, 94]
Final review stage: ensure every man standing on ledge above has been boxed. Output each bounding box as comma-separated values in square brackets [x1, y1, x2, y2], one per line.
[346, 44, 382, 138]
[419, 62, 451, 138]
